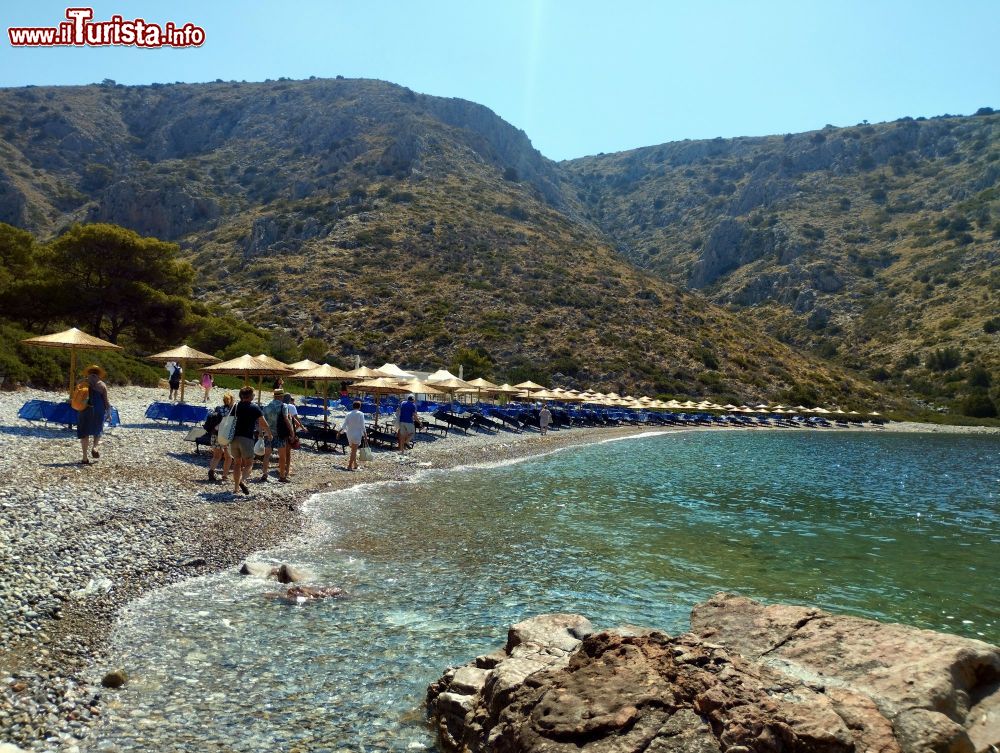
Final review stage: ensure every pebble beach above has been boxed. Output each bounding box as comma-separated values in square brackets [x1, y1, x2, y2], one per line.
[0, 386, 651, 751]
[0, 386, 995, 751]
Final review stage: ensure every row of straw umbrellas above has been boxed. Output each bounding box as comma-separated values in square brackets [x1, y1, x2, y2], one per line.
[20, 329, 879, 426]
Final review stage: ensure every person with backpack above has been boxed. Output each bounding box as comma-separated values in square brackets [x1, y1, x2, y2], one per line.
[168, 364, 182, 401]
[75, 364, 111, 465]
[261, 389, 295, 483]
[206, 393, 234, 483]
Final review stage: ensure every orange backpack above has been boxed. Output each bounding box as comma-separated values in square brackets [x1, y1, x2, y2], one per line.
[70, 381, 90, 411]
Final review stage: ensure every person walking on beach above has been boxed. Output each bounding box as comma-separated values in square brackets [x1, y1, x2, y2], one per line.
[260, 389, 286, 482]
[283, 393, 305, 477]
[263, 389, 296, 483]
[230, 386, 272, 495]
[539, 403, 552, 436]
[76, 365, 111, 465]
[207, 393, 234, 484]
[201, 372, 213, 402]
[338, 400, 367, 471]
[396, 394, 418, 455]
[168, 364, 182, 401]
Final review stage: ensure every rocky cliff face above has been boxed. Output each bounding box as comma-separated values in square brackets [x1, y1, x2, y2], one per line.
[563, 113, 1000, 410]
[427, 595, 1000, 753]
[0, 78, 565, 241]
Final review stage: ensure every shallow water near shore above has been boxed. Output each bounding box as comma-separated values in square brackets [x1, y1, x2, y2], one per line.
[92, 430, 999, 751]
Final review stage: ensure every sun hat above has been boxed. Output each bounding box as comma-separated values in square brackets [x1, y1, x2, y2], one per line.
[273, 388, 284, 397]
[83, 364, 106, 379]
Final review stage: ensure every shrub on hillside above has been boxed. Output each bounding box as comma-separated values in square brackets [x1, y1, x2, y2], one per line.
[926, 347, 962, 371]
[869, 366, 891, 382]
[968, 366, 992, 389]
[960, 391, 998, 418]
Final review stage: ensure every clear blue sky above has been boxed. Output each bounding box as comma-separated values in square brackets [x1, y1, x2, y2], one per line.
[2, 1, 998, 161]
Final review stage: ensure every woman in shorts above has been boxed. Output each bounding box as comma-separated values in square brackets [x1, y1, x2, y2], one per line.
[230, 386, 272, 495]
[208, 393, 234, 483]
[337, 400, 367, 471]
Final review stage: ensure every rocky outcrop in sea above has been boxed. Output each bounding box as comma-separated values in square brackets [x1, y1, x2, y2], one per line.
[427, 593, 1000, 753]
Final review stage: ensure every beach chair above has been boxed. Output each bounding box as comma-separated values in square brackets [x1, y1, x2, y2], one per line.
[366, 425, 397, 448]
[19, 399, 122, 429]
[184, 426, 212, 454]
[470, 413, 502, 433]
[417, 417, 449, 438]
[296, 405, 325, 418]
[432, 410, 472, 434]
[296, 421, 344, 452]
[488, 408, 523, 432]
[144, 402, 208, 425]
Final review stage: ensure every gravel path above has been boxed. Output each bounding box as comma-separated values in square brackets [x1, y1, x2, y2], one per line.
[0, 386, 993, 751]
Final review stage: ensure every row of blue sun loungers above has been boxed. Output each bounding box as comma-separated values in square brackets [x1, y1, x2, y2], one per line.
[20, 395, 882, 434]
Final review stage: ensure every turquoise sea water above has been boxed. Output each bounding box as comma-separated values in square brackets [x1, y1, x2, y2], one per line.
[93, 430, 999, 751]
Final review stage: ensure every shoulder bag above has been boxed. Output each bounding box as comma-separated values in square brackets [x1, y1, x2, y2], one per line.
[217, 403, 238, 446]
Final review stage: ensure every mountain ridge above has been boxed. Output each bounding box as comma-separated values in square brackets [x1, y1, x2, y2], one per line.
[0, 77, 995, 414]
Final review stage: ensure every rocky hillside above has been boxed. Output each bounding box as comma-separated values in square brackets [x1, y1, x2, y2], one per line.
[563, 113, 1000, 413]
[0, 78, 884, 407]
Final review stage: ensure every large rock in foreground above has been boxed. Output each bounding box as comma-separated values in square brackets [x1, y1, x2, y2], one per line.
[427, 594, 1000, 753]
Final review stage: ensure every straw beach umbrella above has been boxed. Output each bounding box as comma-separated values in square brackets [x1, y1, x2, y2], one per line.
[287, 359, 320, 399]
[395, 378, 446, 398]
[351, 377, 411, 426]
[457, 376, 499, 405]
[293, 363, 354, 428]
[490, 383, 522, 404]
[256, 354, 297, 402]
[531, 389, 562, 402]
[425, 375, 475, 409]
[345, 365, 391, 379]
[514, 380, 545, 393]
[376, 363, 416, 379]
[203, 354, 292, 403]
[22, 327, 123, 399]
[146, 344, 220, 403]
[425, 368, 459, 383]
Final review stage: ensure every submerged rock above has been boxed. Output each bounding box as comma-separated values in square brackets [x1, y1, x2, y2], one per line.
[265, 585, 346, 604]
[101, 669, 128, 689]
[238, 561, 305, 583]
[427, 594, 1000, 753]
